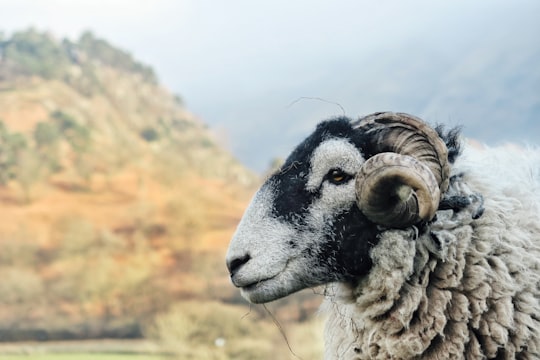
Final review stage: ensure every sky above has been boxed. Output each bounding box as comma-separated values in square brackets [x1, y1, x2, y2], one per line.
[1, 0, 539, 172]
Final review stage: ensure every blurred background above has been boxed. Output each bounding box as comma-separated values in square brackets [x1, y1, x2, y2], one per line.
[0, 0, 538, 359]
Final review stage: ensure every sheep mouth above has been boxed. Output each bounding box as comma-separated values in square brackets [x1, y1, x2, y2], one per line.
[241, 275, 278, 292]
[240, 261, 314, 303]
[239, 269, 295, 303]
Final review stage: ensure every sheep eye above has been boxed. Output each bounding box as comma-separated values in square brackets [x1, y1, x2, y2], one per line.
[327, 169, 352, 185]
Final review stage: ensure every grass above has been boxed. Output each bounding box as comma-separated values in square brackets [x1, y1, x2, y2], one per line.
[0, 354, 168, 360]
[0, 340, 170, 360]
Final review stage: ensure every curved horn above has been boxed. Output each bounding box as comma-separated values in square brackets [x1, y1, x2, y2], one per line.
[354, 112, 450, 228]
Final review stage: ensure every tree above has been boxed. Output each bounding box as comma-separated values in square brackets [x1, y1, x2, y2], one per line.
[140, 126, 160, 142]
[34, 121, 62, 172]
[51, 110, 91, 152]
[78, 31, 157, 83]
[3, 28, 70, 79]
[50, 111, 94, 188]
[15, 149, 44, 203]
[0, 121, 28, 185]
[34, 121, 60, 147]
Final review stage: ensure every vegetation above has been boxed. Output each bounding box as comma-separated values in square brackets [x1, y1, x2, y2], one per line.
[139, 127, 160, 142]
[0, 29, 156, 83]
[0, 28, 320, 359]
[0, 121, 27, 185]
[0, 111, 94, 198]
[0, 355, 168, 360]
[145, 300, 324, 360]
[77, 31, 156, 83]
[0, 29, 70, 79]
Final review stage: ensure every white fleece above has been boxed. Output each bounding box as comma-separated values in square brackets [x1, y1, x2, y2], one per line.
[322, 144, 540, 359]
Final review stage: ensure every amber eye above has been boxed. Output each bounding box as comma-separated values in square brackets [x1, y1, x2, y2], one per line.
[327, 169, 352, 185]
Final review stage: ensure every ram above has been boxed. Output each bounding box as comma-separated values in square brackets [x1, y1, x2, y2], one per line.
[226, 112, 540, 359]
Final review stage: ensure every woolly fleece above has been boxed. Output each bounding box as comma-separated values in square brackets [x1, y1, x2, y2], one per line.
[322, 144, 540, 359]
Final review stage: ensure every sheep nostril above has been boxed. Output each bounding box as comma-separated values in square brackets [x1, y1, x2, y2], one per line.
[227, 254, 251, 276]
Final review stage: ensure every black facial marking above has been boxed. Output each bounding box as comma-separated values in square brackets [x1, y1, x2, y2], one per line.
[271, 117, 362, 222]
[267, 115, 463, 284]
[335, 207, 380, 279]
[316, 205, 380, 280]
[268, 117, 381, 280]
[269, 173, 317, 224]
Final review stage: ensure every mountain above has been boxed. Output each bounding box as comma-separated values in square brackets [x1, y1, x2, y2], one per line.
[0, 29, 259, 341]
[0, 29, 255, 186]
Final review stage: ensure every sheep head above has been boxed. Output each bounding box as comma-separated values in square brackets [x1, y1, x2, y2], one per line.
[226, 112, 450, 303]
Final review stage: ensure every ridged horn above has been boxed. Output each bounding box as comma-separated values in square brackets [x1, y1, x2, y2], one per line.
[353, 112, 450, 228]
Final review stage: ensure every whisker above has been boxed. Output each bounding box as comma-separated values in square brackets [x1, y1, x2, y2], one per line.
[241, 304, 253, 320]
[286, 96, 346, 116]
[262, 304, 303, 360]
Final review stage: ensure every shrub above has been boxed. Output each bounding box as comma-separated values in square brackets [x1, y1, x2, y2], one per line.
[0, 267, 44, 304]
[2, 29, 70, 79]
[0, 228, 41, 267]
[0, 120, 28, 184]
[51, 110, 91, 152]
[145, 301, 272, 359]
[140, 126, 160, 142]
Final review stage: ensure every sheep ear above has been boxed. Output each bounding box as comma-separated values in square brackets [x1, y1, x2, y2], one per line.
[353, 112, 449, 228]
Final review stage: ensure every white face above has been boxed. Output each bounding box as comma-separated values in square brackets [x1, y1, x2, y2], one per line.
[226, 137, 373, 303]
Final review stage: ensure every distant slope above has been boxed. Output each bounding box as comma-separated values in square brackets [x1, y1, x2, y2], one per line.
[0, 29, 256, 186]
[0, 29, 259, 341]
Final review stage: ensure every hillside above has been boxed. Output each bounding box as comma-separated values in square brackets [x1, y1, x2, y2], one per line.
[0, 29, 263, 342]
[0, 29, 254, 185]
